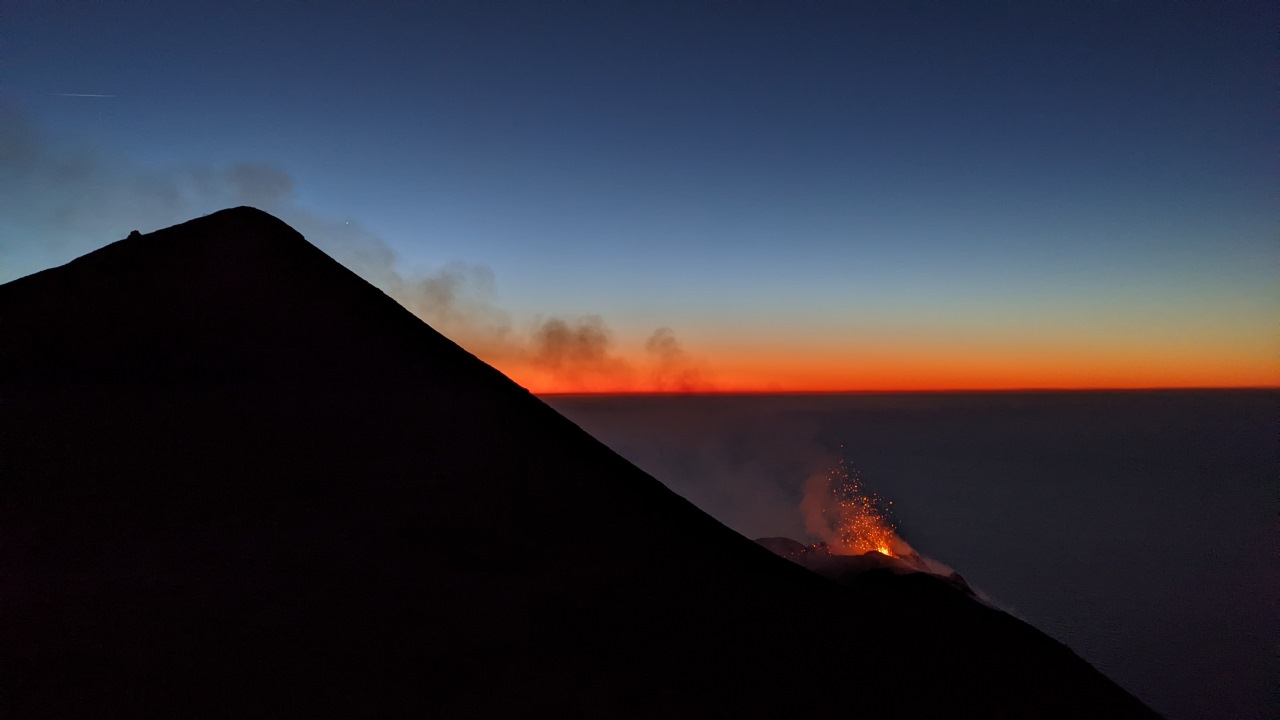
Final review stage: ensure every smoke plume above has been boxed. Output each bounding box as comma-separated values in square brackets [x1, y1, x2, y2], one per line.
[645, 327, 707, 392]
[0, 108, 711, 392]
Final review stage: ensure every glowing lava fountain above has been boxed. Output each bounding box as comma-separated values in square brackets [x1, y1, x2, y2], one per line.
[813, 454, 900, 557]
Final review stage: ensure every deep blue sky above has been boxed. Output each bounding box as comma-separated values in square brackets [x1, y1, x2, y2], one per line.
[3, 1, 1275, 389]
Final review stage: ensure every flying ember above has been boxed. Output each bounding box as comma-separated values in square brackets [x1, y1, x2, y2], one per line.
[821, 454, 899, 557]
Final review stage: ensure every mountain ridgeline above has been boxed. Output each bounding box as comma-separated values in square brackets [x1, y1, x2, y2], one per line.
[0, 208, 1160, 718]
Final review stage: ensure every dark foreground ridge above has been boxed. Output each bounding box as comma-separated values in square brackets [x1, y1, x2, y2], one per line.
[0, 208, 1160, 718]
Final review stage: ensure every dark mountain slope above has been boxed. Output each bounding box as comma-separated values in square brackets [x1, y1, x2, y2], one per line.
[0, 208, 1159, 718]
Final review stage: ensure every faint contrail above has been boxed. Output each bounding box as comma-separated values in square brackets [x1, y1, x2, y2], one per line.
[54, 93, 115, 98]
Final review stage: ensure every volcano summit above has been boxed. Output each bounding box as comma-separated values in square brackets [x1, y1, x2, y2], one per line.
[0, 208, 1159, 718]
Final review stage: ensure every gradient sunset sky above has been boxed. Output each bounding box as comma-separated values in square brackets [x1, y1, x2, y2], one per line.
[3, 1, 1275, 392]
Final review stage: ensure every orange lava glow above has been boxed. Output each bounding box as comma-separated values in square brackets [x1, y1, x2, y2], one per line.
[793, 454, 905, 559]
[822, 460, 900, 558]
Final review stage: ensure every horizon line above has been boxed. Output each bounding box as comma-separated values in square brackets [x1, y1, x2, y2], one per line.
[535, 385, 1280, 398]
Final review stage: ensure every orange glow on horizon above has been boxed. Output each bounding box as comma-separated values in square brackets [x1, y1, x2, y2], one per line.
[488, 344, 1279, 395]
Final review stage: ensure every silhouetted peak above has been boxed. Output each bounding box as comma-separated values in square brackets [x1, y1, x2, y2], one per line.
[0, 210, 1162, 719]
[171, 205, 305, 244]
[0, 206, 485, 386]
[96, 206, 319, 269]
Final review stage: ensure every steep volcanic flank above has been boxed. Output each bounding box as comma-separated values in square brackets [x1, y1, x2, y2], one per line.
[0, 208, 1159, 718]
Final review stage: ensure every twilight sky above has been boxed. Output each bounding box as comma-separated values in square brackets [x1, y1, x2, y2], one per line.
[3, 1, 1275, 391]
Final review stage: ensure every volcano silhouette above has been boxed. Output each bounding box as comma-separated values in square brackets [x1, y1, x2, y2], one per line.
[0, 208, 1159, 718]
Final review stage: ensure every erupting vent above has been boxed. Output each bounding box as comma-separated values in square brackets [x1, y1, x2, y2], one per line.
[816, 452, 899, 557]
